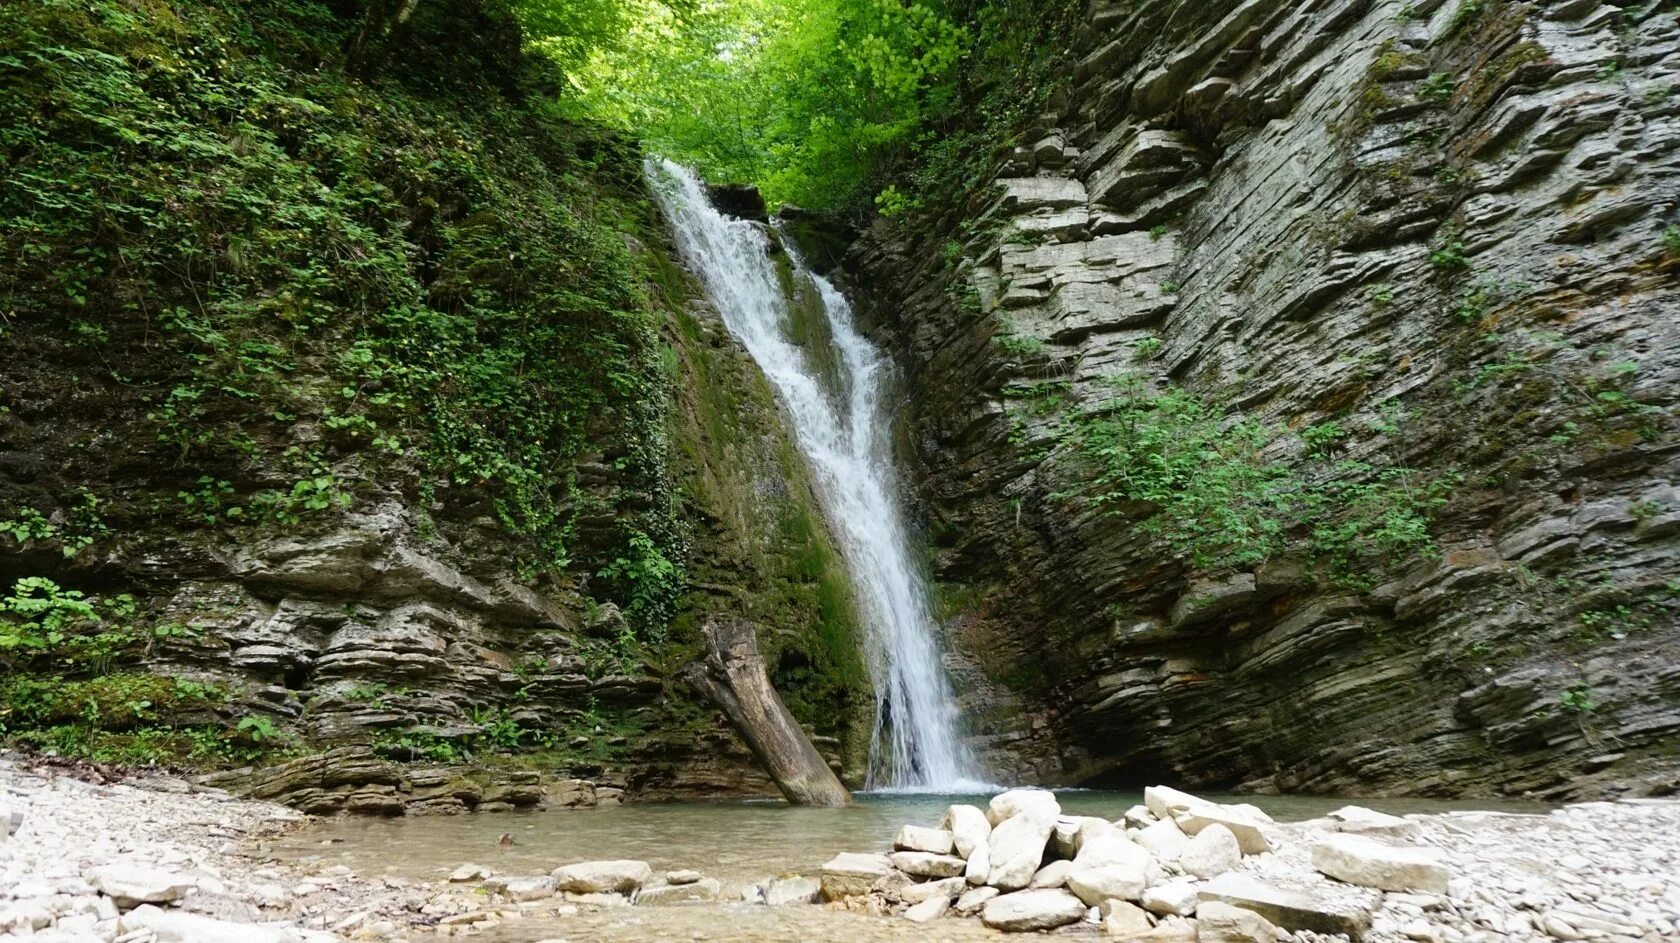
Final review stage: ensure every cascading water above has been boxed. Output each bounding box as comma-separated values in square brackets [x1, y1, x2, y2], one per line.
[648, 159, 990, 792]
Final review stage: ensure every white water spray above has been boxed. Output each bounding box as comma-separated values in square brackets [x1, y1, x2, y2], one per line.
[648, 160, 990, 792]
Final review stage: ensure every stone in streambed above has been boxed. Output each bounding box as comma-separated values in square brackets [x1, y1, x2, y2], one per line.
[1180, 823, 1241, 879]
[1310, 834, 1450, 894]
[905, 894, 952, 923]
[1175, 806, 1272, 855]
[895, 824, 957, 855]
[1053, 815, 1111, 858]
[889, 850, 966, 878]
[1197, 900, 1281, 942]
[1030, 859, 1072, 888]
[487, 875, 555, 901]
[1067, 862, 1149, 907]
[1104, 900, 1153, 937]
[987, 788, 1060, 826]
[1133, 817, 1190, 863]
[119, 905, 302, 943]
[981, 888, 1088, 932]
[449, 863, 491, 882]
[965, 843, 990, 885]
[954, 885, 1000, 915]
[819, 852, 892, 900]
[1326, 806, 1421, 840]
[941, 804, 992, 858]
[1144, 786, 1209, 821]
[988, 816, 1056, 890]
[902, 877, 965, 905]
[1141, 880, 1200, 917]
[636, 878, 720, 904]
[764, 876, 821, 906]
[86, 864, 196, 907]
[666, 869, 704, 886]
[1199, 873, 1374, 938]
[871, 868, 914, 898]
[551, 860, 653, 895]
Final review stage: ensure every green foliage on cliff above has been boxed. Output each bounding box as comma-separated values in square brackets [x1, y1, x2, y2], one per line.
[1, 0, 687, 599]
[1064, 379, 1454, 582]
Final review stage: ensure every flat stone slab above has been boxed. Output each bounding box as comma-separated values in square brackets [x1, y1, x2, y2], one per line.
[894, 824, 957, 855]
[1311, 834, 1450, 894]
[820, 852, 891, 900]
[763, 875, 820, 906]
[636, 878, 720, 905]
[85, 864, 196, 906]
[551, 859, 652, 895]
[981, 887, 1088, 932]
[1199, 873, 1376, 939]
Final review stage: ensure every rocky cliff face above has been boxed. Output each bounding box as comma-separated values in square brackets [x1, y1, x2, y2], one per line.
[850, 0, 1680, 798]
[0, 0, 867, 811]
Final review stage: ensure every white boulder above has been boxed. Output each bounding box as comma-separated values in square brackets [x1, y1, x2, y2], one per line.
[448, 863, 490, 883]
[980, 888, 1088, 932]
[1053, 815, 1110, 858]
[1030, 860, 1072, 888]
[987, 803, 1058, 890]
[85, 864, 196, 907]
[1122, 804, 1156, 829]
[1133, 817, 1190, 862]
[1067, 862, 1149, 907]
[1104, 899, 1153, 936]
[1197, 900, 1281, 942]
[941, 804, 993, 858]
[551, 860, 653, 895]
[902, 877, 965, 905]
[819, 853, 892, 900]
[905, 894, 951, 923]
[636, 878, 720, 905]
[763, 876, 821, 906]
[1175, 807, 1271, 855]
[895, 825, 957, 855]
[955, 885, 1000, 915]
[1141, 880, 1200, 917]
[987, 788, 1060, 826]
[965, 844, 991, 885]
[1143, 786, 1210, 820]
[118, 905, 302, 943]
[489, 875, 555, 901]
[1326, 806, 1423, 840]
[889, 850, 966, 878]
[1180, 823, 1242, 879]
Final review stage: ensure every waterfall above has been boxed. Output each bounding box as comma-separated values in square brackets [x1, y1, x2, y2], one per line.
[648, 160, 990, 792]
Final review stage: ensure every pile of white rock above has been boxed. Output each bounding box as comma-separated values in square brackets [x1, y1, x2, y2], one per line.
[809, 786, 1680, 943]
[0, 758, 412, 943]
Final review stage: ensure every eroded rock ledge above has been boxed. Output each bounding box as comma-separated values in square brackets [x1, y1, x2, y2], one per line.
[847, 0, 1680, 797]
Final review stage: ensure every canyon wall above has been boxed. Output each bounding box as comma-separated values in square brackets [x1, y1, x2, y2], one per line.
[0, 0, 869, 811]
[851, 0, 1680, 798]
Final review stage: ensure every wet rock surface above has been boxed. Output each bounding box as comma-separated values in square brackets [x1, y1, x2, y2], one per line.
[847, 0, 1680, 797]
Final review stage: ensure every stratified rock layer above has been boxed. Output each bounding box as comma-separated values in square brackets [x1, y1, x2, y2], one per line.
[848, 0, 1680, 798]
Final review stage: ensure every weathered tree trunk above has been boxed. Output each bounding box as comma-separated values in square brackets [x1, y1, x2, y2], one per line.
[683, 617, 852, 806]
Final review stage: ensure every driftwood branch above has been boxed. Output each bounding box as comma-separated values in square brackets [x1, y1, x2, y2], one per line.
[683, 617, 851, 807]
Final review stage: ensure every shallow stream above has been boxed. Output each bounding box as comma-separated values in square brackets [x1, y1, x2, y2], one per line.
[270, 791, 1546, 942]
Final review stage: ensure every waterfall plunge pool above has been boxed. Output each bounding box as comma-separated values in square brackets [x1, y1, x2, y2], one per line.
[268, 790, 1547, 942]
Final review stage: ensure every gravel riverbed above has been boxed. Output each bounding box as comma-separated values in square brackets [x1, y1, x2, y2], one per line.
[2, 754, 1677, 942]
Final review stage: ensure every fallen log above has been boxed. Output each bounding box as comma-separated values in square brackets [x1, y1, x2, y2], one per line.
[682, 616, 852, 806]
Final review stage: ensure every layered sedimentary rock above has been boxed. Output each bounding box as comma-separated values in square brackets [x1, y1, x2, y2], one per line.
[850, 0, 1680, 797]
